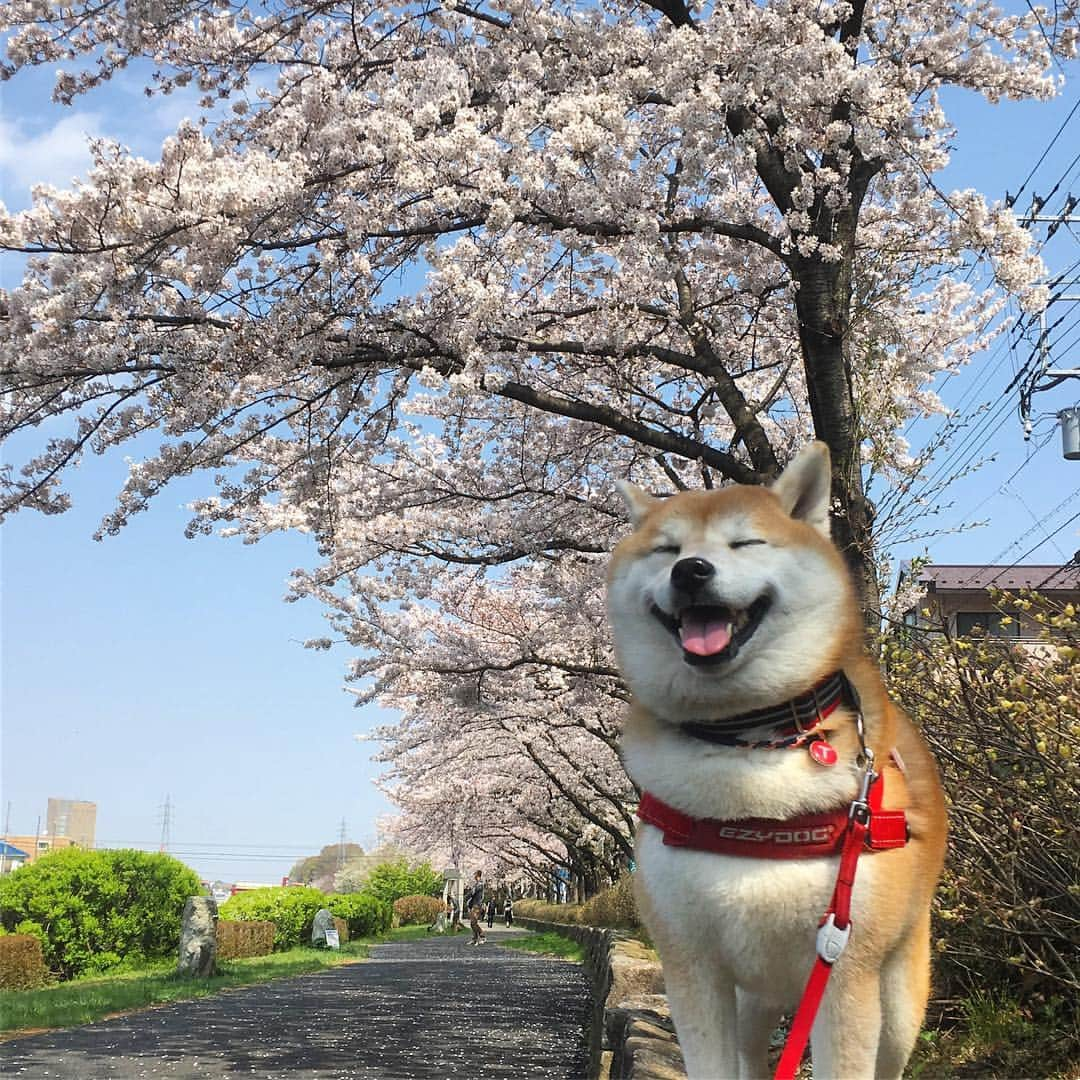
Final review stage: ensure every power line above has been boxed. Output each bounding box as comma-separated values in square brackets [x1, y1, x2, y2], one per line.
[975, 482, 1080, 585]
[337, 817, 348, 871]
[1008, 94, 1080, 208]
[104, 839, 330, 850]
[984, 501, 1080, 586]
[937, 425, 1058, 529]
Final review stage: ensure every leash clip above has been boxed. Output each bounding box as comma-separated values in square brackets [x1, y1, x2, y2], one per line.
[849, 749, 876, 824]
[815, 913, 851, 964]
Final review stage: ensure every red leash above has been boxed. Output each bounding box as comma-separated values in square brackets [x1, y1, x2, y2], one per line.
[772, 757, 878, 1080]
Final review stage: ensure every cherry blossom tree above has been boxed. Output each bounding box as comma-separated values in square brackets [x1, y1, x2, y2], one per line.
[1, 0, 1076, 883]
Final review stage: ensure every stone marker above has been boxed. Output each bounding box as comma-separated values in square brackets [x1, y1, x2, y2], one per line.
[177, 896, 218, 977]
[311, 907, 336, 947]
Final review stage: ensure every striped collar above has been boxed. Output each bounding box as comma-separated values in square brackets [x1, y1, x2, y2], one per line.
[680, 671, 855, 746]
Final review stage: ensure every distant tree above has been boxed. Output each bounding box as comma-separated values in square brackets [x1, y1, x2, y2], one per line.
[288, 843, 365, 890]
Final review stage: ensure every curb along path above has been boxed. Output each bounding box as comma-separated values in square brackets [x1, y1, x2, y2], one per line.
[0, 932, 591, 1078]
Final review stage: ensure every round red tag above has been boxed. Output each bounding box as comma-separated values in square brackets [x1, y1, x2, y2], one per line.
[809, 740, 838, 767]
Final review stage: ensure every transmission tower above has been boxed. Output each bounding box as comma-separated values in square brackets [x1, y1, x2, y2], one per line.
[158, 794, 172, 853]
[337, 818, 347, 871]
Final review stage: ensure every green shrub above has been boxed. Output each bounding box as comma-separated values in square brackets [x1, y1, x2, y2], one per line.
[218, 887, 327, 950]
[0, 848, 200, 979]
[393, 894, 444, 926]
[358, 858, 443, 905]
[514, 879, 640, 930]
[326, 892, 392, 937]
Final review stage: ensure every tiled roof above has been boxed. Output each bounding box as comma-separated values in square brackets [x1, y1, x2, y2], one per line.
[914, 564, 1080, 591]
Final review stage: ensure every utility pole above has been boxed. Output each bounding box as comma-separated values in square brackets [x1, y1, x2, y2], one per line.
[1018, 198, 1080, 454]
[0, 801, 10, 874]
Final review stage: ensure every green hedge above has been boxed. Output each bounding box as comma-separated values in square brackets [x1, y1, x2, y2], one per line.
[327, 893, 392, 936]
[0, 848, 200, 979]
[217, 887, 328, 950]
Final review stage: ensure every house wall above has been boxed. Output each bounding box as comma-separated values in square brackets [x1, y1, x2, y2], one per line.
[0, 833, 77, 865]
[913, 587, 1080, 644]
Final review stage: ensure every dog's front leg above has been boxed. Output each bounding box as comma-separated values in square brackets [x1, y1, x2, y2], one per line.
[735, 989, 783, 1080]
[874, 912, 932, 1079]
[664, 964, 739, 1079]
[809, 965, 882, 1080]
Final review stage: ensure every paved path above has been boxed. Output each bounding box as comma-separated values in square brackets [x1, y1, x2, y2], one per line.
[0, 930, 590, 1079]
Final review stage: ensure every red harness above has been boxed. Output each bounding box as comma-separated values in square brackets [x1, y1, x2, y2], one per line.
[637, 772, 908, 858]
[637, 756, 909, 1079]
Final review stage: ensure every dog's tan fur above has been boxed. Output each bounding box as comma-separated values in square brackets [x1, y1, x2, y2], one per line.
[607, 443, 947, 1080]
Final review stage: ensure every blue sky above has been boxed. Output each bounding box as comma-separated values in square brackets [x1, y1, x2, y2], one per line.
[2, 38, 1080, 884]
[0, 60, 397, 881]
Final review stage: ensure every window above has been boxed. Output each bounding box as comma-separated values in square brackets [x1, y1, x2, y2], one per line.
[954, 611, 1019, 638]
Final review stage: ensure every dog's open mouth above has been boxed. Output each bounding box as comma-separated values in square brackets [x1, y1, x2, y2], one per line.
[650, 594, 772, 666]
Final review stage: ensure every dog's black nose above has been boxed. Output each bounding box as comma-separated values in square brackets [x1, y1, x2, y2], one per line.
[671, 557, 715, 592]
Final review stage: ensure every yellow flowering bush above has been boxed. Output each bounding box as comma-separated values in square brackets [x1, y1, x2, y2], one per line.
[884, 591, 1078, 1000]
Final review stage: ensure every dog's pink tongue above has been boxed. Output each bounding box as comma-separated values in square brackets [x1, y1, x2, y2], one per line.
[679, 612, 733, 656]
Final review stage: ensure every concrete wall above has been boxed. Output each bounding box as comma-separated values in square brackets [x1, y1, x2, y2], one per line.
[516, 917, 687, 1080]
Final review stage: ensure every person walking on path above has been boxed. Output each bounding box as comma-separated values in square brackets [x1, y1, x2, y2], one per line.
[486, 896, 496, 929]
[464, 870, 486, 945]
[504, 896, 514, 927]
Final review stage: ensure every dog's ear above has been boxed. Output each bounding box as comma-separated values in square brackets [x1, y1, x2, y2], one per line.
[770, 441, 832, 536]
[615, 481, 656, 528]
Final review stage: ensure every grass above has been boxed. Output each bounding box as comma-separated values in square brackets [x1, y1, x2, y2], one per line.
[907, 991, 1079, 1079]
[500, 931, 586, 963]
[0, 926, 427, 1037]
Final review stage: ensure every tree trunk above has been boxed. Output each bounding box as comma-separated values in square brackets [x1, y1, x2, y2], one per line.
[792, 255, 879, 622]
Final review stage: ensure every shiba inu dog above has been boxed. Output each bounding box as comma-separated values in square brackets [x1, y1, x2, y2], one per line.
[607, 442, 947, 1080]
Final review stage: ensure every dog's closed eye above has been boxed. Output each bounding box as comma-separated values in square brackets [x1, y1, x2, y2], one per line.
[730, 539, 766, 549]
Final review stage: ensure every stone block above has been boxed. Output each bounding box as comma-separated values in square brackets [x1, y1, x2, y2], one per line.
[177, 896, 218, 977]
[608, 951, 665, 1006]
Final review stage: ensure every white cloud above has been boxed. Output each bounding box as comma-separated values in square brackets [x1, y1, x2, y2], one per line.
[0, 111, 104, 208]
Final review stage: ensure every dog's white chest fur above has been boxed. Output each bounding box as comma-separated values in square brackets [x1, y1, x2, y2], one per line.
[635, 824, 877, 1004]
[625, 719, 871, 1003]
